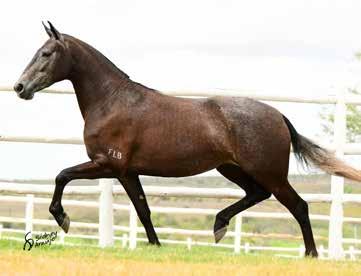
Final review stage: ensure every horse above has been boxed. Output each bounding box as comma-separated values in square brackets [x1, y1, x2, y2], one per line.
[14, 22, 361, 257]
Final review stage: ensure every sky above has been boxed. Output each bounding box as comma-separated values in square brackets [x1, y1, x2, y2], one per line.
[0, 0, 361, 180]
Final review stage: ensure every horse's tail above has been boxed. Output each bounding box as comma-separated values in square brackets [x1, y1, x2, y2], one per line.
[282, 115, 361, 182]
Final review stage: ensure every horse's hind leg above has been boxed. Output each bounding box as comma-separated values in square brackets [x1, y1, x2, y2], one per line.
[214, 164, 271, 243]
[270, 180, 318, 257]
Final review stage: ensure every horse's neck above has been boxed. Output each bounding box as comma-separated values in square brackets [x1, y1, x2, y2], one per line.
[66, 38, 135, 119]
[70, 71, 131, 119]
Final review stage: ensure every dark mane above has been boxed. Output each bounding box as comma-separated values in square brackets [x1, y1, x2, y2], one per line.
[64, 34, 130, 81]
[63, 34, 160, 94]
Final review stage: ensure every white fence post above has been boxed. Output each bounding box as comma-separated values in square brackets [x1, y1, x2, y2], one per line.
[129, 203, 138, 250]
[244, 242, 250, 254]
[299, 245, 305, 258]
[25, 194, 34, 237]
[187, 237, 192, 250]
[0, 224, 3, 239]
[121, 234, 128, 248]
[328, 89, 346, 260]
[318, 245, 325, 259]
[234, 214, 242, 254]
[349, 246, 356, 260]
[59, 230, 65, 245]
[99, 179, 114, 248]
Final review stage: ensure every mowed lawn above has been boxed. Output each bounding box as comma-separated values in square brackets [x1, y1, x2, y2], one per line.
[1, 239, 360, 276]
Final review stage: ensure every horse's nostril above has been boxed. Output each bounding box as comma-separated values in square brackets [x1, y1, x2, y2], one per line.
[14, 83, 24, 93]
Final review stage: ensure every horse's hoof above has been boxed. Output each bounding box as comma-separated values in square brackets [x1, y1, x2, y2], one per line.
[214, 226, 227, 243]
[305, 250, 318, 258]
[60, 213, 70, 233]
[147, 241, 161, 247]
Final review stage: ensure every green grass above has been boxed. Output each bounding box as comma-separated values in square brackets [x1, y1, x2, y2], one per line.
[0, 239, 350, 264]
[1, 239, 249, 264]
[1, 239, 361, 276]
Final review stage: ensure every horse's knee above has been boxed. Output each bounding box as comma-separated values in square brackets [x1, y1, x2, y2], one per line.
[248, 184, 271, 202]
[55, 170, 70, 186]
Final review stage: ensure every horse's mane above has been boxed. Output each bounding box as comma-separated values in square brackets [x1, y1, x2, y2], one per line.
[64, 34, 130, 81]
[64, 34, 160, 94]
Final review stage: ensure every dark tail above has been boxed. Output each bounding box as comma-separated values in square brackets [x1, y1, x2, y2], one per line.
[283, 115, 361, 182]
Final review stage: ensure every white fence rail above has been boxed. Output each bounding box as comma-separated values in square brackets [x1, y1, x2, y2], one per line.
[1, 86, 361, 260]
[0, 181, 361, 259]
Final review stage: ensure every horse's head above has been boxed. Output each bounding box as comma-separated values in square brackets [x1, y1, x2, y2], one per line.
[14, 22, 72, 100]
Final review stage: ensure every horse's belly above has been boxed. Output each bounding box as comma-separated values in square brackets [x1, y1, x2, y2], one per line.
[127, 122, 234, 176]
[129, 148, 223, 177]
[130, 158, 221, 177]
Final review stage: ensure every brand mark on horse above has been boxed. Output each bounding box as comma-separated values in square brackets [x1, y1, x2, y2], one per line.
[108, 148, 122, 160]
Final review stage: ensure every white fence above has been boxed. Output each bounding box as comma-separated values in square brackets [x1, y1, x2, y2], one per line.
[1, 86, 361, 260]
[0, 181, 361, 259]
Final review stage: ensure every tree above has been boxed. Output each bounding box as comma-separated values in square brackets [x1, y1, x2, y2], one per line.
[320, 53, 361, 143]
[320, 89, 361, 143]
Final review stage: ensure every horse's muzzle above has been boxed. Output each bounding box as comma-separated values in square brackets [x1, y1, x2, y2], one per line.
[14, 82, 24, 93]
[14, 82, 34, 100]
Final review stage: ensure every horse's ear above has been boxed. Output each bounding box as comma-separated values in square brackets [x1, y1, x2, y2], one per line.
[47, 21, 63, 41]
[42, 21, 53, 38]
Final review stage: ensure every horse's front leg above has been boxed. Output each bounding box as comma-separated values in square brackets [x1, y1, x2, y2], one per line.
[119, 174, 160, 245]
[50, 161, 114, 233]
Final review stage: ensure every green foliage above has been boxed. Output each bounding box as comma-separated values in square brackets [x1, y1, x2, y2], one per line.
[320, 89, 361, 142]
[321, 52, 361, 141]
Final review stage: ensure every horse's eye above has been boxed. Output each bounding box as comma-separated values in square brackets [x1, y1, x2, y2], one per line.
[42, 51, 51, 57]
